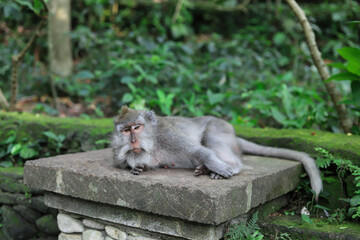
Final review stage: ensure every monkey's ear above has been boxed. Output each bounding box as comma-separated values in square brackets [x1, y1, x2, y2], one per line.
[120, 106, 130, 114]
[145, 110, 156, 124]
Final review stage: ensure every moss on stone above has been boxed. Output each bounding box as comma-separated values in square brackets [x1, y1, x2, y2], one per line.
[35, 214, 60, 235]
[0, 111, 113, 152]
[234, 125, 360, 165]
[262, 215, 360, 240]
[0, 167, 24, 176]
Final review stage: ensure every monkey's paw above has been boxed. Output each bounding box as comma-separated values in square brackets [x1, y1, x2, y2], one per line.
[210, 172, 224, 180]
[130, 167, 144, 175]
[194, 165, 210, 176]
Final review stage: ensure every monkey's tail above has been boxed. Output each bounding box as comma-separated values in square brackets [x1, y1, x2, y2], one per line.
[237, 137, 322, 200]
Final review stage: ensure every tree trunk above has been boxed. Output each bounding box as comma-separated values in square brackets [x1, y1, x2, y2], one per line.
[0, 88, 9, 109]
[48, 0, 73, 112]
[285, 0, 352, 133]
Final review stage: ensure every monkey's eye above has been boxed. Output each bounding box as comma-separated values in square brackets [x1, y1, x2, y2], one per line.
[134, 125, 140, 130]
[123, 128, 131, 133]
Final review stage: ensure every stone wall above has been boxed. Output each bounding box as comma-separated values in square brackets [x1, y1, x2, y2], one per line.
[57, 212, 161, 240]
[0, 172, 59, 240]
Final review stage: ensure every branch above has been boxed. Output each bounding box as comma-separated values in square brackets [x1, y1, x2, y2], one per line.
[285, 0, 352, 133]
[172, 0, 184, 23]
[40, 0, 49, 12]
[10, 19, 45, 111]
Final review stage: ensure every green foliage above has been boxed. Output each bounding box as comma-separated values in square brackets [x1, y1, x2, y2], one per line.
[42, 131, 65, 154]
[315, 148, 360, 220]
[0, 130, 40, 167]
[225, 212, 264, 240]
[0, 0, 359, 133]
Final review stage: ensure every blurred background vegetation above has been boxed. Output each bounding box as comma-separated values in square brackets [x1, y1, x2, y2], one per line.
[0, 0, 359, 133]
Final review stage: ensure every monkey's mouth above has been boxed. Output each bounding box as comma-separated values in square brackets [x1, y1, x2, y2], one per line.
[131, 148, 143, 153]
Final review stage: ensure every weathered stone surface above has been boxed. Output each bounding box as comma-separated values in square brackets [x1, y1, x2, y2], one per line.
[45, 193, 224, 240]
[105, 226, 127, 240]
[0, 191, 26, 204]
[83, 219, 105, 230]
[127, 236, 160, 240]
[13, 204, 42, 222]
[1, 205, 38, 240]
[36, 214, 60, 235]
[105, 237, 115, 240]
[0, 181, 31, 194]
[57, 213, 85, 233]
[58, 232, 82, 240]
[82, 229, 106, 240]
[25, 195, 49, 213]
[24, 148, 302, 224]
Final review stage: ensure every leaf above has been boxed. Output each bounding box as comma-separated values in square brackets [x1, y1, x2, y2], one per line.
[301, 214, 314, 224]
[0, 151, 7, 159]
[3, 135, 16, 145]
[15, 0, 38, 14]
[33, 0, 44, 12]
[207, 90, 225, 105]
[271, 107, 286, 124]
[58, 135, 66, 142]
[121, 76, 136, 84]
[20, 146, 38, 159]
[10, 143, 22, 155]
[314, 204, 330, 211]
[327, 72, 360, 82]
[347, 62, 360, 76]
[273, 32, 286, 46]
[122, 93, 134, 103]
[327, 62, 346, 70]
[337, 47, 360, 65]
[43, 131, 59, 141]
[74, 70, 94, 80]
[0, 161, 14, 168]
[95, 139, 110, 145]
[145, 75, 158, 84]
[351, 81, 360, 105]
[350, 195, 360, 207]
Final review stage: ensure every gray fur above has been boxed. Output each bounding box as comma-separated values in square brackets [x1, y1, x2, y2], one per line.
[112, 107, 322, 199]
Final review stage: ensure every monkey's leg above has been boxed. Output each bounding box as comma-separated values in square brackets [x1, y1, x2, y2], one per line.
[201, 119, 243, 176]
[192, 147, 234, 178]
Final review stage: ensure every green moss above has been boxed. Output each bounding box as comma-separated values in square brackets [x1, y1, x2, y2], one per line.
[262, 215, 360, 240]
[234, 125, 360, 165]
[0, 111, 113, 152]
[273, 216, 360, 235]
[0, 167, 24, 176]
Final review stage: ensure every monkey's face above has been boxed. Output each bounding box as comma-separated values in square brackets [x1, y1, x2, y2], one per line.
[112, 107, 157, 167]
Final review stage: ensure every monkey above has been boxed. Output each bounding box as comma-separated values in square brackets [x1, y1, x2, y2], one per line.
[111, 106, 322, 199]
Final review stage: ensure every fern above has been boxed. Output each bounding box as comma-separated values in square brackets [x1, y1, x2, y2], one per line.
[225, 212, 263, 240]
[315, 148, 360, 220]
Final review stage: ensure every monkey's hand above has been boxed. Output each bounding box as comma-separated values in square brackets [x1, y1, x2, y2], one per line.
[130, 166, 144, 175]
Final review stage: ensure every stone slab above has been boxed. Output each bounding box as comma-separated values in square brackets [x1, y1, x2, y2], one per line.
[24, 148, 302, 225]
[45, 192, 224, 240]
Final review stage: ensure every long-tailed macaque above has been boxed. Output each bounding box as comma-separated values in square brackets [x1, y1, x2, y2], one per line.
[112, 106, 322, 199]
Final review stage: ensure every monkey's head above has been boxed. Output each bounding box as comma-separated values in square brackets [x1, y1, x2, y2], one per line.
[112, 106, 157, 168]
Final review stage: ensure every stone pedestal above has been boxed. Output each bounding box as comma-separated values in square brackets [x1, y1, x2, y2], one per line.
[24, 148, 302, 240]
